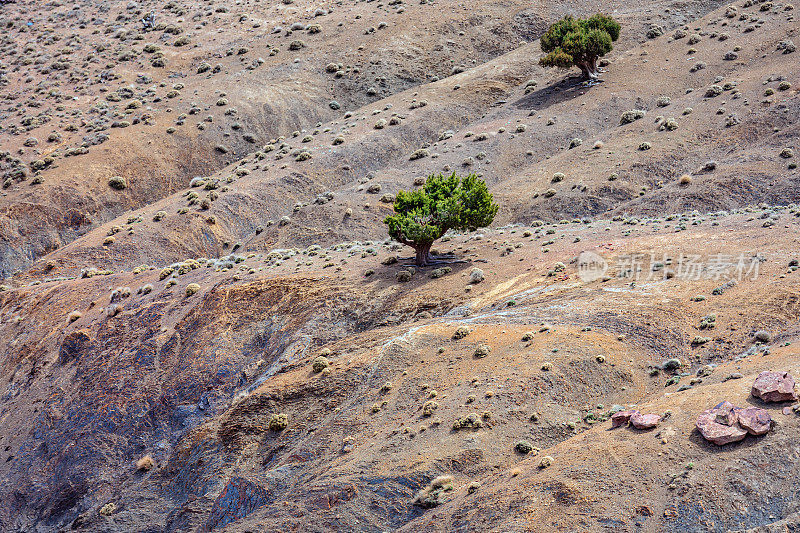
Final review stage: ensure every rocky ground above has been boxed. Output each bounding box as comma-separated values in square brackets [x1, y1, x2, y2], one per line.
[0, 0, 799, 531]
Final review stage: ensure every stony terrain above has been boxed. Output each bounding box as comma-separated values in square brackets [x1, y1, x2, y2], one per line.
[0, 0, 798, 531]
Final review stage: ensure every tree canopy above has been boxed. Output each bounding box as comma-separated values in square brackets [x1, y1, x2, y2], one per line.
[384, 173, 498, 266]
[539, 14, 620, 80]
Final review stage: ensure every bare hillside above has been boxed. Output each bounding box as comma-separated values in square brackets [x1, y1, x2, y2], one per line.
[0, 0, 799, 531]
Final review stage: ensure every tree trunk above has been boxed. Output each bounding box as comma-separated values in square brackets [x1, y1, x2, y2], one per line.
[588, 57, 599, 77]
[414, 243, 433, 266]
[578, 60, 599, 80]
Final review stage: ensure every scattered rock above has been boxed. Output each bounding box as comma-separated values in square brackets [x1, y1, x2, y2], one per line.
[696, 400, 770, 445]
[630, 412, 661, 430]
[611, 410, 637, 428]
[751, 371, 797, 402]
[611, 410, 660, 429]
[737, 407, 772, 435]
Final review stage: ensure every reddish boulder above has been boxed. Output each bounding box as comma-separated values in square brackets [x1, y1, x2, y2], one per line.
[713, 400, 739, 426]
[751, 371, 797, 402]
[737, 407, 772, 435]
[611, 410, 638, 428]
[630, 412, 661, 429]
[696, 401, 748, 445]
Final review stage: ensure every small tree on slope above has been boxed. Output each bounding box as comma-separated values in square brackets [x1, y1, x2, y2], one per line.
[539, 14, 620, 80]
[384, 173, 498, 266]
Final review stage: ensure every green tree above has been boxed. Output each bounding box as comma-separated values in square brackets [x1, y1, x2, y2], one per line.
[539, 14, 620, 80]
[384, 173, 498, 266]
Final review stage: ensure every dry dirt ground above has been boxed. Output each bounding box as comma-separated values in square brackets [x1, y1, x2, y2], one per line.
[0, 0, 799, 531]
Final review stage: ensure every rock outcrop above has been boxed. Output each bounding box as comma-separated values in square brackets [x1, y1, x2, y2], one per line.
[611, 410, 660, 429]
[751, 371, 797, 402]
[696, 401, 772, 445]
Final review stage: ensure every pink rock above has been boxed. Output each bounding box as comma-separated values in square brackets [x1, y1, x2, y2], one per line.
[630, 412, 661, 429]
[737, 407, 772, 436]
[696, 402, 748, 445]
[751, 371, 797, 403]
[611, 410, 638, 428]
[713, 400, 739, 426]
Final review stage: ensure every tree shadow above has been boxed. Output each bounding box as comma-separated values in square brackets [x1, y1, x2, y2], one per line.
[365, 252, 473, 295]
[511, 73, 600, 113]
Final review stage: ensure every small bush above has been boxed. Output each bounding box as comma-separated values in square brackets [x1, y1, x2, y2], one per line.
[620, 109, 646, 125]
[452, 413, 482, 430]
[269, 413, 289, 431]
[409, 148, 430, 160]
[422, 400, 439, 416]
[312, 356, 330, 372]
[754, 330, 772, 343]
[430, 267, 451, 278]
[99, 503, 117, 516]
[185, 283, 201, 297]
[469, 268, 485, 284]
[474, 344, 491, 358]
[136, 455, 155, 471]
[452, 326, 471, 340]
[413, 475, 454, 508]
[514, 440, 535, 454]
[108, 176, 127, 190]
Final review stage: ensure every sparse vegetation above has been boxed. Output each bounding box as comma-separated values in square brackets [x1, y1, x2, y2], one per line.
[3, 1, 800, 529]
[312, 356, 330, 373]
[136, 455, 155, 471]
[514, 440, 536, 454]
[269, 413, 289, 431]
[413, 475, 454, 508]
[108, 176, 127, 190]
